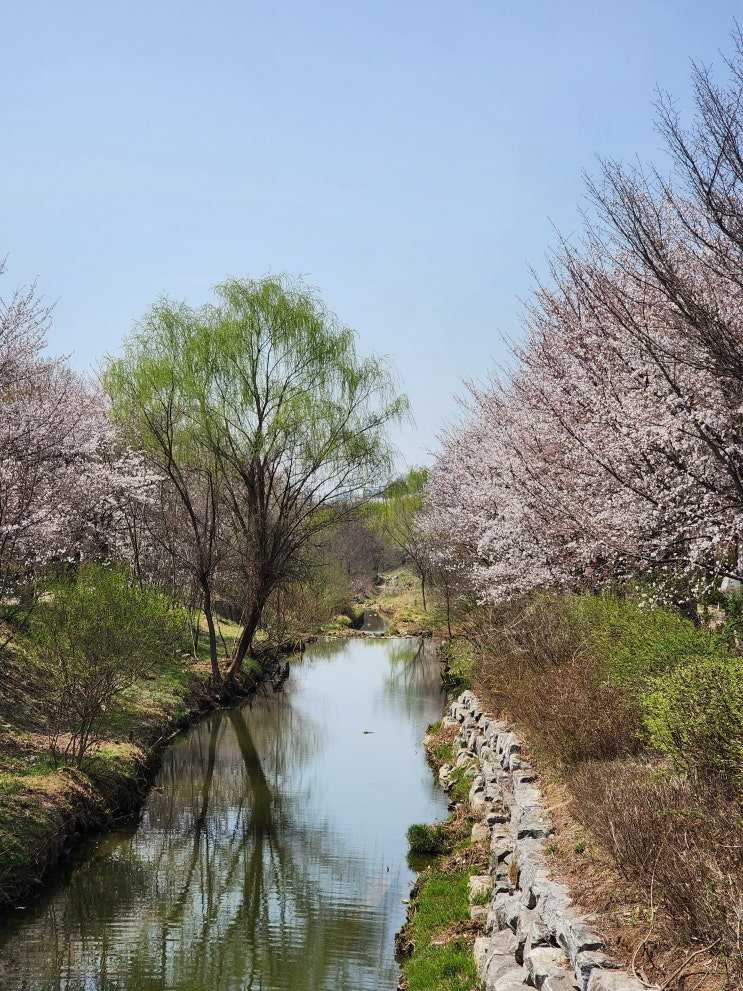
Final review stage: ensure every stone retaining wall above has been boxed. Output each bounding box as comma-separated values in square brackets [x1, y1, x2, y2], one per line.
[443, 690, 657, 991]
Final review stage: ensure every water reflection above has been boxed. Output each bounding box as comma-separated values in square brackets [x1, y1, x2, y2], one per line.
[0, 638, 446, 991]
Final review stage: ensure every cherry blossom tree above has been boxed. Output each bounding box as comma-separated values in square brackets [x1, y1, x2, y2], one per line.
[0, 268, 149, 637]
[422, 33, 743, 607]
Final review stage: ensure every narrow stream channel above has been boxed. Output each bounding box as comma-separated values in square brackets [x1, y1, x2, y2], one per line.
[0, 637, 448, 990]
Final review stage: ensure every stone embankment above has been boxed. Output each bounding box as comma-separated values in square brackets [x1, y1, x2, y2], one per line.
[442, 691, 657, 991]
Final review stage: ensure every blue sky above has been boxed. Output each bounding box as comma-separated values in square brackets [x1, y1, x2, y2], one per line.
[2, 1, 741, 469]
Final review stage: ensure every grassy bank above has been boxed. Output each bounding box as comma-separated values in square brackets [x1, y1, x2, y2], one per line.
[397, 721, 487, 991]
[0, 610, 248, 908]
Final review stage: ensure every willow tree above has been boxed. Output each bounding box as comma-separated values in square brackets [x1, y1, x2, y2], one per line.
[105, 276, 408, 681]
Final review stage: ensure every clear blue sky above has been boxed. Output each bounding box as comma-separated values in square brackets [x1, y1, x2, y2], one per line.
[2, 1, 741, 469]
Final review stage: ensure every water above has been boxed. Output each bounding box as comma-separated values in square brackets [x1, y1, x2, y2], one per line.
[0, 637, 447, 990]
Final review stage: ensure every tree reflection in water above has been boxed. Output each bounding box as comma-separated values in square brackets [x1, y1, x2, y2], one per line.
[0, 639, 447, 991]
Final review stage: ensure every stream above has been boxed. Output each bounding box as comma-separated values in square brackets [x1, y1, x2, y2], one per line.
[0, 636, 448, 990]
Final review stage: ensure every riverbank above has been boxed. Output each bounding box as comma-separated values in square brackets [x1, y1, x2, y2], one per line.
[0, 617, 281, 909]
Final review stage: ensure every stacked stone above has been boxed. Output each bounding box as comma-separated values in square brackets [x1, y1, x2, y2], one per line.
[443, 691, 656, 991]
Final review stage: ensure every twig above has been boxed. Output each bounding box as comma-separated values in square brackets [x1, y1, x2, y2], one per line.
[659, 939, 721, 991]
[630, 854, 659, 988]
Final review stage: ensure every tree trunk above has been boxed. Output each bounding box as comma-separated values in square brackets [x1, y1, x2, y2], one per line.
[226, 601, 263, 680]
[201, 580, 222, 683]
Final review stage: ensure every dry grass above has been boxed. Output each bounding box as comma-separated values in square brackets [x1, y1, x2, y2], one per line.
[367, 566, 430, 634]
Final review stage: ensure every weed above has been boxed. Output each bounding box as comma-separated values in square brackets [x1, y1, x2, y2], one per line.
[470, 887, 492, 906]
[407, 823, 452, 855]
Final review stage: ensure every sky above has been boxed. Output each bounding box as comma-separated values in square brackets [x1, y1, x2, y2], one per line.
[2, 0, 742, 470]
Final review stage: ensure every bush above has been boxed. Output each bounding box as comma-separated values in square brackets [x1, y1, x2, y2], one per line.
[31, 564, 188, 764]
[407, 822, 451, 855]
[567, 593, 716, 685]
[473, 593, 644, 766]
[642, 654, 743, 790]
[570, 760, 743, 963]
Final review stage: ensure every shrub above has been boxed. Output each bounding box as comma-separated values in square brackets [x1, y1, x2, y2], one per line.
[570, 760, 743, 965]
[407, 822, 451, 855]
[566, 594, 716, 685]
[642, 654, 743, 790]
[473, 594, 644, 766]
[31, 564, 188, 764]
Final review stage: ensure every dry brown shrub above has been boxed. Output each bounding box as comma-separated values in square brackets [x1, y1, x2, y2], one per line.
[464, 593, 585, 673]
[471, 594, 643, 766]
[569, 759, 743, 980]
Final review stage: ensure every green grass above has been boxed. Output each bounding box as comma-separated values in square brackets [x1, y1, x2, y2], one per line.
[446, 763, 474, 806]
[399, 719, 488, 991]
[470, 886, 492, 906]
[401, 871, 478, 991]
[0, 607, 234, 906]
[0, 774, 22, 796]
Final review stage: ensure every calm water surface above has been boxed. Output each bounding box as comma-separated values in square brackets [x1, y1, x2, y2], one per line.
[0, 637, 447, 990]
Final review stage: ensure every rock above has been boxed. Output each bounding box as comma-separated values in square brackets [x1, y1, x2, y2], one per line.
[493, 866, 511, 894]
[525, 946, 572, 988]
[481, 928, 518, 982]
[489, 966, 531, 991]
[536, 880, 578, 940]
[515, 906, 552, 963]
[517, 841, 553, 906]
[443, 692, 631, 991]
[472, 820, 492, 844]
[498, 732, 522, 762]
[543, 975, 580, 991]
[474, 935, 491, 977]
[489, 807, 510, 825]
[511, 779, 542, 807]
[456, 749, 474, 767]
[556, 922, 604, 970]
[481, 758, 501, 782]
[574, 952, 620, 991]
[490, 844, 511, 874]
[469, 874, 494, 900]
[493, 892, 521, 932]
